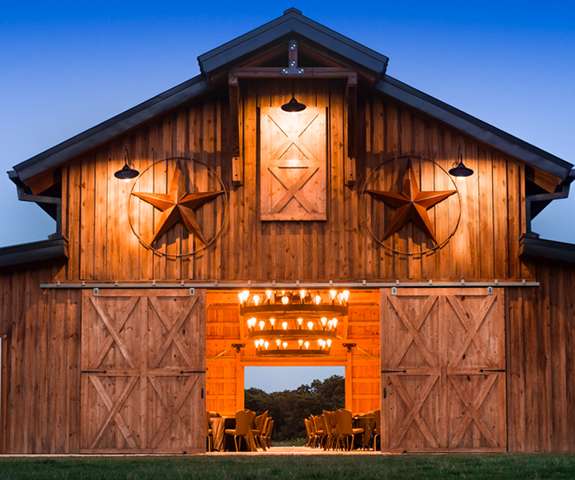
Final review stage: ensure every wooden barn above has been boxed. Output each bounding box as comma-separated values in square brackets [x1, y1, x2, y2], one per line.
[1, 8, 574, 454]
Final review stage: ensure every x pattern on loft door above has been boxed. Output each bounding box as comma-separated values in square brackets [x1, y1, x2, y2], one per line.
[380, 288, 506, 452]
[80, 290, 205, 453]
[260, 106, 327, 221]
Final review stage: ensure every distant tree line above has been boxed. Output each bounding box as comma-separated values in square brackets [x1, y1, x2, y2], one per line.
[245, 375, 345, 441]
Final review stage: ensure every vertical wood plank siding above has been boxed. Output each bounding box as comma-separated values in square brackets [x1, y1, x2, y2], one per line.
[59, 81, 529, 282]
[0, 266, 81, 453]
[507, 262, 575, 452]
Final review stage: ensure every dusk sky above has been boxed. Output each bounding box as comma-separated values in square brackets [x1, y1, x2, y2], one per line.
[1, 1, 573, 390]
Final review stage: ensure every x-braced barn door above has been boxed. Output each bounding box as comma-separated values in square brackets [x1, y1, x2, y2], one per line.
[80, 289, 205, 453]
[380, 288, 506, 453]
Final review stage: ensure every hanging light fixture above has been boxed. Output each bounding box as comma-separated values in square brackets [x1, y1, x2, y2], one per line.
[114, 147, 140, 180]
[449, 148, 474, 177]
[239, 288, 350, 357]
[281, 95, 306, 112]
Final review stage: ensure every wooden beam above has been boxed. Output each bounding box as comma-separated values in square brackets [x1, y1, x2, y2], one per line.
[230, 66, 357, 80]
[345, 75, 358, 185]
[26, 169, 56, 195]
[228, 74, 243, 186]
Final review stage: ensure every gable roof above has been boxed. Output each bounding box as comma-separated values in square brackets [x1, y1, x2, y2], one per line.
[198, 8, 389, 77]
[9, 8, 573, 185]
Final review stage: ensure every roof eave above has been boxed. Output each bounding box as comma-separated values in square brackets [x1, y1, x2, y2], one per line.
[0, 236, 68, 270]
[520, 235, 575, 265]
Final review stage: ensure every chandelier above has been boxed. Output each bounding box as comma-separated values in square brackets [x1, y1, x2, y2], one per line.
[238, 289, 350, 356]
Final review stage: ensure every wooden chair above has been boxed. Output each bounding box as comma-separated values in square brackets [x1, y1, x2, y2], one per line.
[225, 410, 256, 452]
[304, 418, 314, 447]
[252, 411, 268, 450]
[261, 418, 274, 448]
[373, 410, 381, 451]
[335, 409, 364, 451]
[206, 412, 213, 452]
[321, 411, 336, 450]
[312, 415, 326, 448]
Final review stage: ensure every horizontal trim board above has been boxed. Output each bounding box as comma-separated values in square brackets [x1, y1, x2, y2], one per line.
[40, 280, 539, 289]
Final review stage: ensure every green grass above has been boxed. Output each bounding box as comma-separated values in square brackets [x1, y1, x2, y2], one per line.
[1, 454, 575, 479]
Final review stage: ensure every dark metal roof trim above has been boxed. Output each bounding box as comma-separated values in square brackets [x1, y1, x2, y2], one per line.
[378, 76, 573, 180]
[520, 235, 575, 265]
[0, 237, 68, 269]
[198, 8, 389, 77]
[12, 75, 209, 181]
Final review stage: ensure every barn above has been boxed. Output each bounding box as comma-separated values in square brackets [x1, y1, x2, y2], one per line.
[1, 8, 574, 454]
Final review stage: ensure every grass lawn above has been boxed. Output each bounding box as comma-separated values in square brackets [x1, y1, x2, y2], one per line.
[1, 454, 575, 479]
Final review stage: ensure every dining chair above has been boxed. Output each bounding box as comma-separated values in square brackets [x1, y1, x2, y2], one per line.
[261, 418, 274, 448]
[335, 409, 364, 451]
[312, 415, 326, 448]
[206, 412, 213, 452]
[224, 410, 256, 452]
[252, 411, 268, 450]
[304, 418, 314, 447]
[373, 410, 381, 451]
[321, 411, 336, 450]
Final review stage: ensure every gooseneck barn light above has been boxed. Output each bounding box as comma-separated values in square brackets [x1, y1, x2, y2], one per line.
[281, 95, 307, 112]
[114, 148, 140, 180]
[449, 149, 474, 177]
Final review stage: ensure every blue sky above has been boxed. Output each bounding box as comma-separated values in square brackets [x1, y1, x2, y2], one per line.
[1, 1, 574, 390]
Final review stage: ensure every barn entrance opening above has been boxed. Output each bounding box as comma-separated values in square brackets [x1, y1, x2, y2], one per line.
[244, 366, 345, 447]
[205, 288, 381, 453]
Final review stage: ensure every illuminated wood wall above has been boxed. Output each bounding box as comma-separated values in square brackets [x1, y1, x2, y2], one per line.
[57, 80, 530, 283]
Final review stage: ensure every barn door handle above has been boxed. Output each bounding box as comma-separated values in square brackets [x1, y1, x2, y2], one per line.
[381, 369, 407, 373]
[479, 368, 505, 373]
[82, 369, 107, 374]
[383, 387, 387, 399]
[179, 369, 206, 374]
[201, 387, 204, 400]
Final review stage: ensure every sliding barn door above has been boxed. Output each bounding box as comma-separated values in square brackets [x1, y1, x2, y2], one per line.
[380, 288, 506, 453]
[80, 289, 205, 453]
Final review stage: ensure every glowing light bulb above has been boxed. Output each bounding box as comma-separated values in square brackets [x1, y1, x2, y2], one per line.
[332, 318, 338, 329]
[304, 340, 310, 350]
[329, 289, 337, 301]
[247, 317, 257, 329]
[276, 339, 281, 348]
[282, 321, 288, 330]
[253, 294, 261, 306]
[320, 316, 328, 328]
[258, 320, 266, 330]
[298, 339, 304, 348]
[264, 341, 269, 350]
[307, 321, 314, 330]
[342, 290, 350, 302]
[314, 295, 321, 305]
[326, 339, 332, 348]
[282, 341, 288, 350]
[281, 295, 289, 305]
[239, 290, 250, 304]
[269, 317, 276, 329]
[337, 292, 344, 304]
[254, 339, 259, 348]
[265, 289, 273, 301]
[299, 289, 307, 301]
[297, 317, 304, 328]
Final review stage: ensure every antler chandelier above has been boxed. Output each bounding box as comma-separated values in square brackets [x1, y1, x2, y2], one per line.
[238, 289, 349, 356]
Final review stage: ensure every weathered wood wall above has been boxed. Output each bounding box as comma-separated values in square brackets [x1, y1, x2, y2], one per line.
[58, 80, 530, 283]
[507, 261, 575, 452]
[0, 265, 81, 453]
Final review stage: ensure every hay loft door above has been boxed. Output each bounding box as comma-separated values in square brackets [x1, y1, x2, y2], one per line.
[380, 288, 506, 452]
[80, 289, 206, 453]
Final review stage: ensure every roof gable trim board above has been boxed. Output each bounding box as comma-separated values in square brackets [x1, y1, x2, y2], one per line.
[13, 75, 209, 182]
[198, 9, 389, 77]
[378, 76, 572, 179]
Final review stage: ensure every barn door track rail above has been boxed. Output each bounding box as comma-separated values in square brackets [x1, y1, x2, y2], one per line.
[40, 280, 539, 289]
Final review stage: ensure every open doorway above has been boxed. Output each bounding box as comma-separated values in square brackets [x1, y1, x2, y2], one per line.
[245, 366, 345, 445]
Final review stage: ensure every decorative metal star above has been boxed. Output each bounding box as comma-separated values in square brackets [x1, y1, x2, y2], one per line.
[368, 163, 456, 243]
[132, 160, 223, 245]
